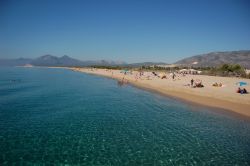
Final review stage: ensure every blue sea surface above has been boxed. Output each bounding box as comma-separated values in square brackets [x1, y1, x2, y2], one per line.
[0, 67, 250, 165]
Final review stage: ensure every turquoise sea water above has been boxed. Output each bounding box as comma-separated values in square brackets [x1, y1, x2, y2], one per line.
[0, 67, 250, 165]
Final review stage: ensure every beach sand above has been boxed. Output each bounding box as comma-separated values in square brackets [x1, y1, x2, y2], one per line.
[69, 67, 250, 117]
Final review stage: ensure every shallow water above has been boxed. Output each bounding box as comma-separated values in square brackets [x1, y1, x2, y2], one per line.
[0, 67, 250, 165]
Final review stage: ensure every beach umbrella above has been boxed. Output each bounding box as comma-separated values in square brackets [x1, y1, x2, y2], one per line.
[179, 69, 188, 73]
[179, 69, 188, 72]
[236, 81, 247, 86]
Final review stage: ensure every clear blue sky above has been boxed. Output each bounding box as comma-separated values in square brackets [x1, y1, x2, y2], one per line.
[0, 0, 250, 63]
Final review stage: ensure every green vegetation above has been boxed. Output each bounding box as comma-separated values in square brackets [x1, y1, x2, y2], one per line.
[201, 64, 248, 78]
[90, 65, 131, 70]
[87, 63, 249, 79]
[140, 65, 181, 71]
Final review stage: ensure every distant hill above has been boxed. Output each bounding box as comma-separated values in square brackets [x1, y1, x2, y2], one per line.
[175, 50, 250, 69]
[86, 60, 126, 66]
[31, 55, 85, 66]
[126, 62, 169, 67]
[0, 58, 32, 66]
[0, 55, 127, 67]
[1, 51, 250, 68]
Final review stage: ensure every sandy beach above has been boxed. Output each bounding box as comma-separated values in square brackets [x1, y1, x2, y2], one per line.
[69, 67, 250, 117]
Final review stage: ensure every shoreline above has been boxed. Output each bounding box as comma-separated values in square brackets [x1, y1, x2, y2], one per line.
[68, 67, 250, 118]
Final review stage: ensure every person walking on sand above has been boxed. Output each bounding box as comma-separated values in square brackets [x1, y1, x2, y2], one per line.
[135, 72, 139, 81]
[191, 79, 194, 87]
[172, 72, 175, 80]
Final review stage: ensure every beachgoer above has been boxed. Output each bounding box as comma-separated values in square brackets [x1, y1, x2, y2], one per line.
[191, 79, 194, 86]
[212, 82, 218, 87]
[237, 87, 241, 93]
[135, 73, 139, 81]
[243, 88, 247, 94]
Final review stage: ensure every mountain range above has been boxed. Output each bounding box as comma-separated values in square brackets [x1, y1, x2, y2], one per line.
[0, 58, 32, 66]
[175, 50, 250, 68]
[1, 50, 250, 68]
[0, 55, 127, 67]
